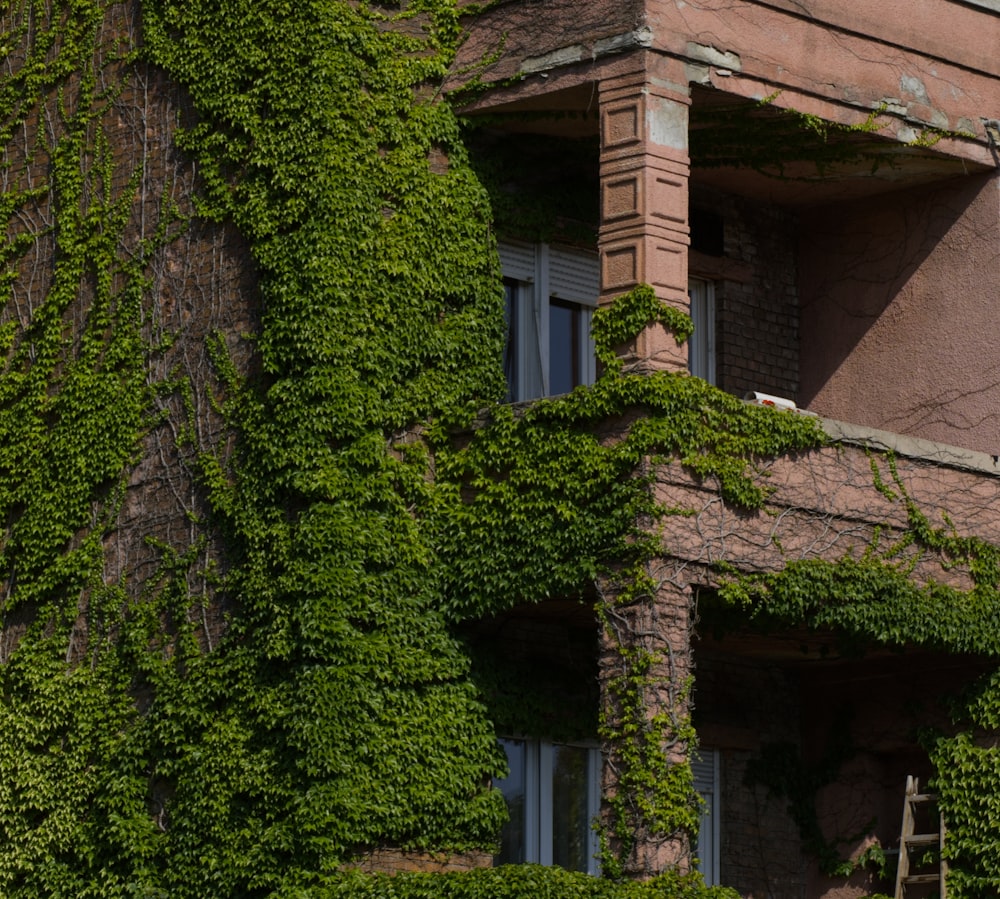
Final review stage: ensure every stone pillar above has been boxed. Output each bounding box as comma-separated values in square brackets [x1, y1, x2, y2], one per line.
[597, 573, 696, 878]
[598, 57, 692, 373]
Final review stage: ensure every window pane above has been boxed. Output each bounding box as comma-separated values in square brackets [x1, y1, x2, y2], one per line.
[688, 279, 715, 385]
[692, 749, 719, 885]
[503, 280, 518, 401]
[495, 739, 527, 865]
[549, 300, 581, 396]
[550, 744, 591, 872]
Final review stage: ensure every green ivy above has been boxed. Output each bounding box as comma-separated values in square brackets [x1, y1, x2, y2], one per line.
[305, 866, 738, 898]
[718, 458, 1000, 894]
[4, 0, 1000, 896]
[743, 708, 865, 877]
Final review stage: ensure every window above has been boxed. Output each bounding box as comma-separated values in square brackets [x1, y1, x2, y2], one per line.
[494, 737, 602, 875]
[690, 207, 724, 258]
[692, 748, 721, 885]
[688, 278, 716, 385]
[500, 242, 600, 401]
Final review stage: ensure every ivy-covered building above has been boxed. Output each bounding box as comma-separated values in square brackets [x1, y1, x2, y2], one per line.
[1, 0, 999, 898]
[450, 1, 1000, 897]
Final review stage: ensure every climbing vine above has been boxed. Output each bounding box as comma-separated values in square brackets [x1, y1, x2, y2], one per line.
[432, 349, 823, 878]
[2, 0, 1000, 897]
[742, 708, 865, 878]
[0, 1, 203, 894]
[717, 456, 1000, 895]
[690, 94, 890, 177]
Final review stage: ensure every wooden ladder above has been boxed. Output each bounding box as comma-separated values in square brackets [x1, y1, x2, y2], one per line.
[894, 775, 946, 899]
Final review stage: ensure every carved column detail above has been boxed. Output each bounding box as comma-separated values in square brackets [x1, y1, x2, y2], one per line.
[598, 58, 692, 373]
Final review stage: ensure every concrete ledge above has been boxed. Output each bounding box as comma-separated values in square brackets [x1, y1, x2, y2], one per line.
[822, 417, 1000, 478]
[961, 0, 1000, 14]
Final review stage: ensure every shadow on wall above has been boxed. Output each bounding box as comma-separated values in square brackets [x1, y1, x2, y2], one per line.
[797, 171, 1000, 452]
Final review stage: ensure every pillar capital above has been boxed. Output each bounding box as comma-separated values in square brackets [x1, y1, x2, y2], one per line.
[599, 67, 691, 166]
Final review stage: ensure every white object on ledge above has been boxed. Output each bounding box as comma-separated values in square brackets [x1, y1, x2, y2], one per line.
[744, 391, 798, 411]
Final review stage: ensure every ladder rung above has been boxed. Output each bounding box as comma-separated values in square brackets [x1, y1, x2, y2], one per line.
[896, 777, 945, 899]
[904, 832, 941, 846]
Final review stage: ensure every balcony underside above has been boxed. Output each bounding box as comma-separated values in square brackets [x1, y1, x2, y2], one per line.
[462, 83, 991, 207]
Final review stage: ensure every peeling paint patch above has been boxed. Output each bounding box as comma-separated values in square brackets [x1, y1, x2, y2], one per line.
[917, 107, 950, 130]
[984, 120, 1000, 148]
[900, 74, 930, 104]
[879, 97, 908, 117]
[684, 62, 711, 85]
[685, 42, 741, 71]
[900, 103, 950, 131]
[963, 0, 1000, 12]
[521, 28, 654, 75]
[594, 27, 654, 57]
[521, 45, 584, 74]
[647, 95, 688, 151]
[650, 74, 691, 96]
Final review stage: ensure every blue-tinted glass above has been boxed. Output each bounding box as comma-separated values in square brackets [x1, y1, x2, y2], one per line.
[549, 300, 579, 396]
[494, 739, 526, 865]
[503, 280, 518, 401]
[551, 744, 591, 872]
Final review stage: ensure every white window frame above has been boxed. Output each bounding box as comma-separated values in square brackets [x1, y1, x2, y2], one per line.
[692, 748, 721, 885]
[688, 278, 716, 385]
[495, 737, 603, 875]
[499, 241, 599, 401]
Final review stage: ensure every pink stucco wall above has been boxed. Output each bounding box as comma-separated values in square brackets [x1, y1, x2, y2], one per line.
[451, 0, 644, 88]
[655, 424, 1000, 587]
[798, 172, 1000, 454]
[658, 429, 1000, 898]
[456, 2, 1000, 894]
[457, 0, 999, 455]
[457, 0, 998, 166]
[647, 0, 998, 155]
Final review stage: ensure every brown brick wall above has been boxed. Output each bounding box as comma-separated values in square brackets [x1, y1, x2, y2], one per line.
[352, 847, 493, 874]
[695, 652, 808, 899]
[2, 2, 255, 660]
[690, 186, 800, 402]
